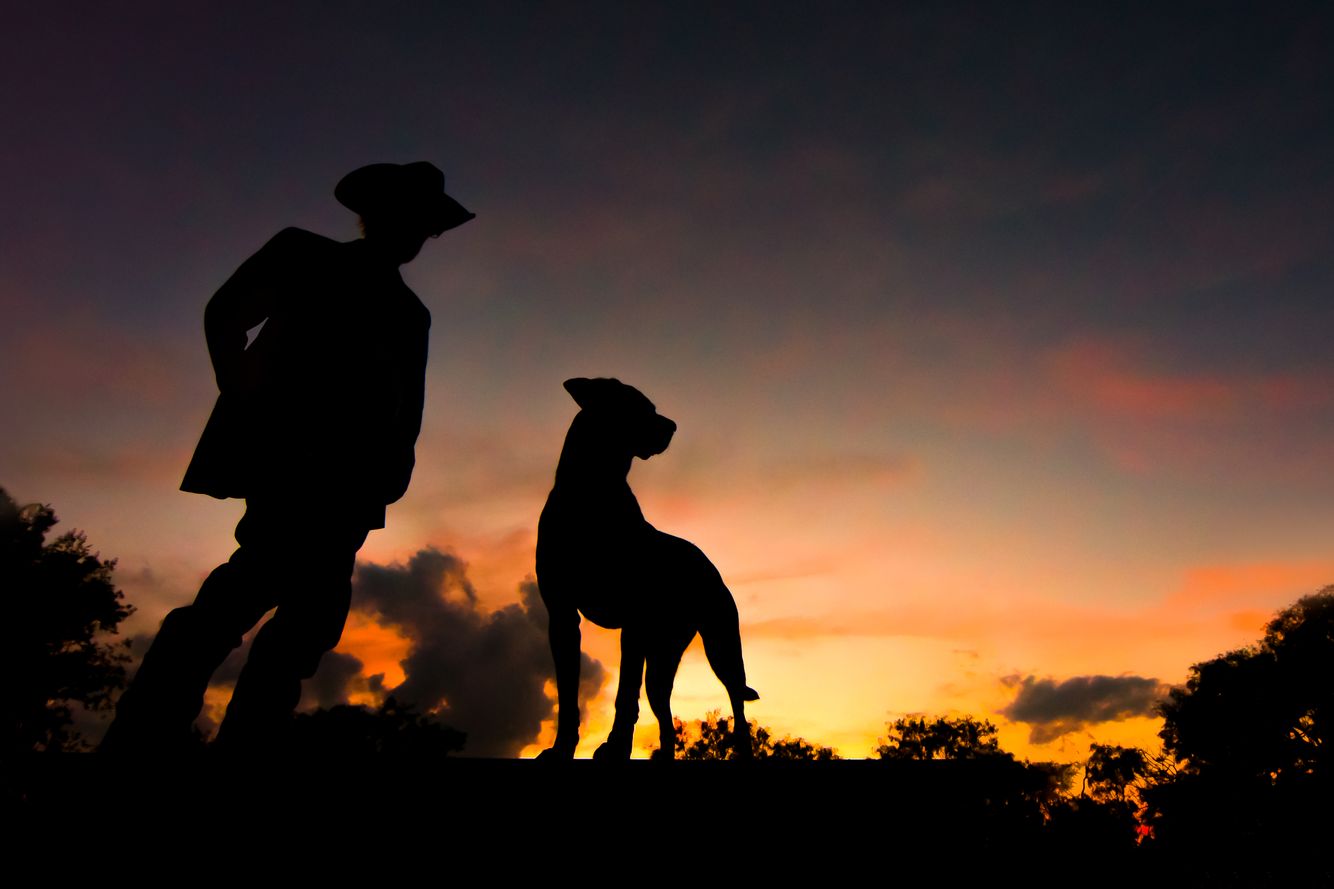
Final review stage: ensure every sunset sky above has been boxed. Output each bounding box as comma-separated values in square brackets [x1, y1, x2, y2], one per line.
[4, 3, 1333, 759]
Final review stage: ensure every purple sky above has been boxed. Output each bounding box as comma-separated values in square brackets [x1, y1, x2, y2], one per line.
[4, 3, 1333, 756]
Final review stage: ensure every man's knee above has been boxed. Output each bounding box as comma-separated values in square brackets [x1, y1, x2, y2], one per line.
[247, 610, 344, 681]
[197, 552, 284, 619]
[286, 616, 345, 679]
[158, 600, 244, 656]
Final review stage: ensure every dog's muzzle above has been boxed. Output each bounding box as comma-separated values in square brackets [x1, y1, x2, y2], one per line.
[638, 415, 676, 458]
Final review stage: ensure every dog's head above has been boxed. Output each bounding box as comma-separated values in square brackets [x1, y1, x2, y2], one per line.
[564, 377, 676, 459]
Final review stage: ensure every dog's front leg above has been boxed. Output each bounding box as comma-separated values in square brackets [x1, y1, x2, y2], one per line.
[538, 605, 582, 759]
[594, 627, 644, 760]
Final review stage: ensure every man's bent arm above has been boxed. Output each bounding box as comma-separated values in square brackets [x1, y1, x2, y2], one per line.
[203, 227, 304, 394]
[384, 316, 429, 504]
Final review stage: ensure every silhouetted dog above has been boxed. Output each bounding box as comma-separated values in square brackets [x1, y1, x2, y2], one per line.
[536, 378, 758, 760]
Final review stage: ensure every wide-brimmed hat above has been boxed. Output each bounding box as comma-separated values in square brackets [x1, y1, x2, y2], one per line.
[335, 161, 475, 235]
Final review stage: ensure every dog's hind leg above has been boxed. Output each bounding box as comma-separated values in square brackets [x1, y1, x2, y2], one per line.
[724, 684, 755, 760]
[700, 583, 759, 759]
[594, 626, 644, 760]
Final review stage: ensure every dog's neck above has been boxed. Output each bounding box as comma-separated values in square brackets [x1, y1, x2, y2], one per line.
[552, 412, 634, 491]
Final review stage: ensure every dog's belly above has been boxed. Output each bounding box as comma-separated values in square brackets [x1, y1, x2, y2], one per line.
[538, 511, 719, 632]
[577, 589, 630, 629]
[537, 540, 638, 629]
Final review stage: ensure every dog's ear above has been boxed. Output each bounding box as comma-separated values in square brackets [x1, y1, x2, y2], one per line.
[563, 377, 596, 409]
[564, 377, 627, 409]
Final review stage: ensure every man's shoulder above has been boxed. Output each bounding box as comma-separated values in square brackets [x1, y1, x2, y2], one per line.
[240, 228, 341, 272]
[264, 226, 340, 254]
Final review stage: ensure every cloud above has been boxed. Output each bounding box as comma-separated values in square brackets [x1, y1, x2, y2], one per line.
[1047, 338, 1245, 422]
[0, 319, 199, 421]
[1168, 562, 1334, 611]
[348, 548, 607, 756]
[302, 651, 371, 711]
[764, 453, 915, 492]
[925, 329, 1334, 479]
[114, 547, 604, 754]
[1000, 674, 1168, 743]
[7, 445, 190, 486]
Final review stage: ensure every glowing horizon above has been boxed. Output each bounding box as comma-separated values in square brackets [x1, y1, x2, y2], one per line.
[5, 5, 1333, 762]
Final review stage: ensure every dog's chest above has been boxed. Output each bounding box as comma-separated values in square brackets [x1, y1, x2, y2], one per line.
[538, 485, 653, 579]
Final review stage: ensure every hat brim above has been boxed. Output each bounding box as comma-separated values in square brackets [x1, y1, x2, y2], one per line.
[335, 162, 475, 235]
[431, 193, 476, 236]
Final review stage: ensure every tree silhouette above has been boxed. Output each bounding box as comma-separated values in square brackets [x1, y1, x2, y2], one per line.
[1036, 754, 1145, 860]
[1083, 743, 1152, 805]
[290, 697, 466, 755]
[671, 712, 837, 760]
[1, 488, 133, 752]
[1160, 587, 1332, 780]
[875, 715, 1006, 760]
[1039, 743, 1159, 854]
[875, 714, 1078, 828]
[1146, 587, 1334, 880]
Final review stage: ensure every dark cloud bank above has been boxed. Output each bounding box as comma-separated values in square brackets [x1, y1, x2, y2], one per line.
[1001, 674, 1168, 743]
[183, 548, 606, 755]
[305, 548, 606, 756]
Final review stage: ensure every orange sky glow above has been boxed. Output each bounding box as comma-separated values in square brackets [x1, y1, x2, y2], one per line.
[5, 4, 1333, 764]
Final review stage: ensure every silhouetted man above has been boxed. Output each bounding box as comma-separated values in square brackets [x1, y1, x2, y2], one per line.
[102, 162, 473, 752]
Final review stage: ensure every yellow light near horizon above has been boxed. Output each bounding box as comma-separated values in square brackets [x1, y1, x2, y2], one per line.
[336, 612, 412, 690]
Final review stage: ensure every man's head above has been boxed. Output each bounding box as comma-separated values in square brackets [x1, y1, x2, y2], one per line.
[336, 162, 474, 264]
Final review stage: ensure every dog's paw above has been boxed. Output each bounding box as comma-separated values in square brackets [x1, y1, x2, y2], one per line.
[592, 739, 632, 761]
[649, 747, 675, 763]
[535, 743, 576, 762]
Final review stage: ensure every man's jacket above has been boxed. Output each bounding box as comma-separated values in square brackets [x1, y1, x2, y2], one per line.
[181, 227, 430, 527]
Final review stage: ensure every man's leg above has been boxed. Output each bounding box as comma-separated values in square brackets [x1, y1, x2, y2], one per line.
[212, 520, 368, 751]
[100, 522, 278, 753]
